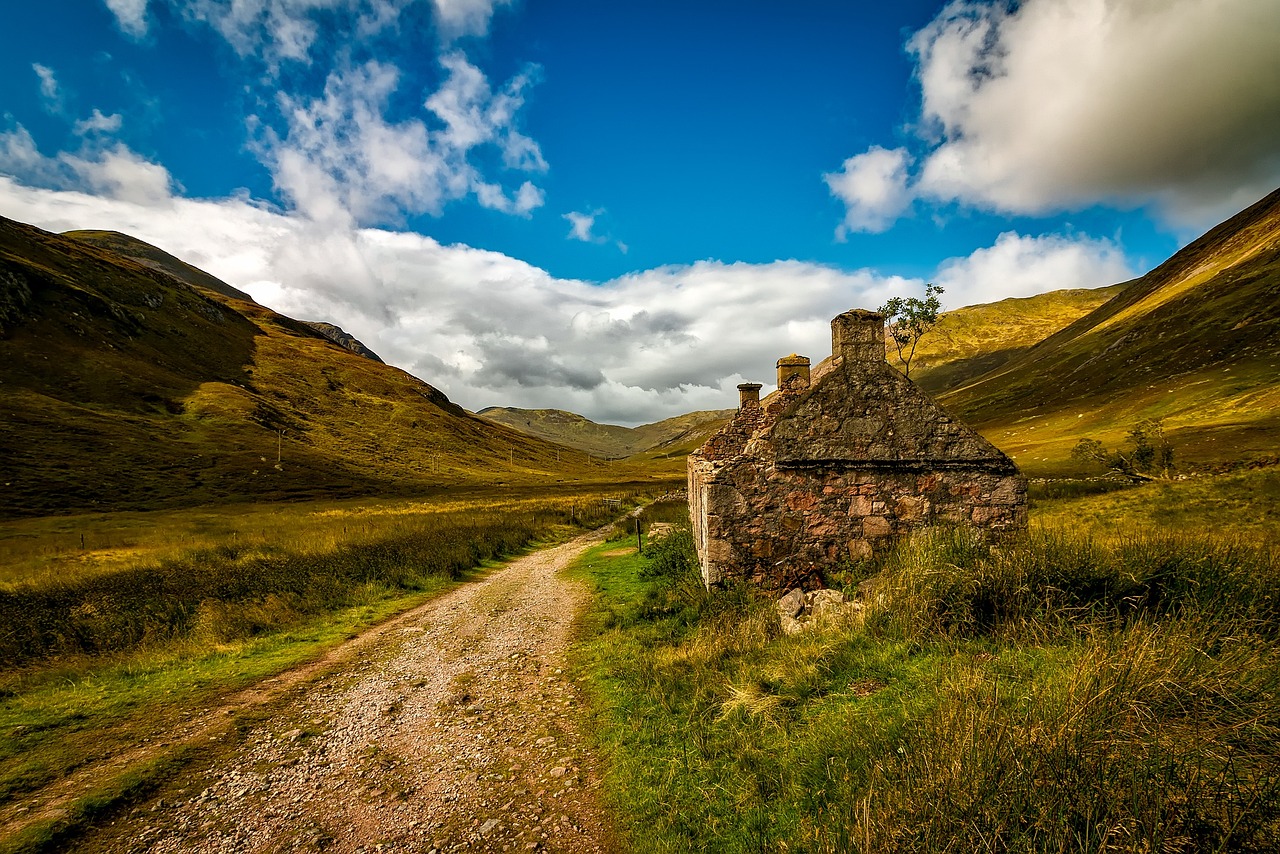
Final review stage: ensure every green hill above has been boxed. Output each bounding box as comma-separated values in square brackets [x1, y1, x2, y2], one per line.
[910, 285, 1126, 394]
[478, 407, 733, 460]
[0, 216, 648, 518]
[937, 188, 1280, 476]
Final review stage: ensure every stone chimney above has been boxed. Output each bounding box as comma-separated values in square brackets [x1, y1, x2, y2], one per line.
[776, 354, 811, 391]
[737, 382, 762, 409]
[831, 309, 886, 365]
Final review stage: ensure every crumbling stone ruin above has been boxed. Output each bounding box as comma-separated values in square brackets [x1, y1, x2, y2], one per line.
[687, 309, 1027, 591]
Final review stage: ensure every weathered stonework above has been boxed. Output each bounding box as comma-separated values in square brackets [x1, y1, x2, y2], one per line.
[688, 309, 1027, 591]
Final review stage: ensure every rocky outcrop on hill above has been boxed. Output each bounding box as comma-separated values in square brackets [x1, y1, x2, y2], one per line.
[302, 321, 385, 363]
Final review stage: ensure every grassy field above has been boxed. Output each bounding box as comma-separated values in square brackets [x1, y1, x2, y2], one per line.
[570, 472, 1280, 852]
[0, 485, 655, 849]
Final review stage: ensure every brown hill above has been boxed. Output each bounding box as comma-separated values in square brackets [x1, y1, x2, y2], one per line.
[64, 229, 255, 303]
[910, 285, 1126, 394]
[0, 216, 642, 517]
[938, 188, 1280, 475]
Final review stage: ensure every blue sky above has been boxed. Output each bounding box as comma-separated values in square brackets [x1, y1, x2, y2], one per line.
[2, 1, 1278, 424]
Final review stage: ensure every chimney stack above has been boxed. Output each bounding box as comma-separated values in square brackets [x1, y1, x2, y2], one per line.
[831, 309, 886, 365]
[776, 354, 811, 391]
[737, 382, 762, 409]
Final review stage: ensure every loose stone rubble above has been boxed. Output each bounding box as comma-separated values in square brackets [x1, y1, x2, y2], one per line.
[776, 587, 863, 635]
[689, 308, 1027, 592]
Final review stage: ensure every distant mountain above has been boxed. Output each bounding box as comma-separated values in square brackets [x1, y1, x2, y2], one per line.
[938, 187, 1280, 475]
[478, 407, 734, 459]
[0, 216, 644, 517]
[302, 321, 384, 363]
[64, 229, 256, 303]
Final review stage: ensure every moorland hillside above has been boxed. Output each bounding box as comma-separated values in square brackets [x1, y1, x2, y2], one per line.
[939, 187, 1280, 474]
[0, 217, 636, 517]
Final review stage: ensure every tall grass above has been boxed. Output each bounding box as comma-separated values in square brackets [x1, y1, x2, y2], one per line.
[0, 491, 631, 666]
[571, 498, 1280, 852]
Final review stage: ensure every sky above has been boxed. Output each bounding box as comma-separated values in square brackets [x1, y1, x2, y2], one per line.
[1, 0, 1278, 425]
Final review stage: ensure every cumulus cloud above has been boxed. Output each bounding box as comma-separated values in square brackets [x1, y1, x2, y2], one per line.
[172, 0, 370, 69]
[431, 0, 511, 40]
[824, 146, 912, 237]
[74, 109, 125, 136]
[563, 208, 626, 252]
[0, 126, 176, 205]
[564, 209, 602, 242]
[105, 0, 150, 37]
[32, 64, 62, 113]
[831, 0, 1280, 232]
[169, 0, 508, 70]
[0, 176, 1130, 424]
[932, 231, 1134, 309]
[144, 2, 545, 228]
[258, 54, 545, 226]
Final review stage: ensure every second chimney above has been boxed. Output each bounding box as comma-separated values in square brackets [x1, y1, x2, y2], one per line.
[737, 382, 762, 409]
[776, 354, 811, 391]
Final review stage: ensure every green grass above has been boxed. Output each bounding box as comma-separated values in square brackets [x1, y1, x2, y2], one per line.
[569, 474, 1280, 852]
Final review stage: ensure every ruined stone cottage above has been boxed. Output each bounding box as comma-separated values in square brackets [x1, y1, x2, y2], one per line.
[687, 309, 1026, 591]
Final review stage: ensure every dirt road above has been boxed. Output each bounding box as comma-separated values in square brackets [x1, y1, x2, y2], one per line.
[78, 532, 614, 853]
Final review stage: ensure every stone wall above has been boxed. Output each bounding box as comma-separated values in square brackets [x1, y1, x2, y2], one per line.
[688, 308, 1027, 591]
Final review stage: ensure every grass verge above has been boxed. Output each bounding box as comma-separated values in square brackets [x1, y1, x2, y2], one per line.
[569, 485, 1280, 852]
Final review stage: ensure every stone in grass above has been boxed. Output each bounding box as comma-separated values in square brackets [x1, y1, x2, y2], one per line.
[777, 588, 861, 635]
[777, 588, 805, 619]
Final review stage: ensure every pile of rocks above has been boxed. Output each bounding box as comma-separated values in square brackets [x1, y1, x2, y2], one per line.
[776, 587, 863, 635]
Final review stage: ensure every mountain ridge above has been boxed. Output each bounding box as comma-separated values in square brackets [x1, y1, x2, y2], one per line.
[478, 407, 734, 459]
[0, 215, 650, 517]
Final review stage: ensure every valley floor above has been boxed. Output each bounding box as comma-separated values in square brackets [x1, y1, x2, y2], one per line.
[20, 533, 613, 853]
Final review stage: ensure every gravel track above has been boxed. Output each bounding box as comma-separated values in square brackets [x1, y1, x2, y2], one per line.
[78, 532, 614, 854]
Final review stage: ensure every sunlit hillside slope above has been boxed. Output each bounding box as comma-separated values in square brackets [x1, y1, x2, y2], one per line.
[0, 217, 642, 517]
[939, 188, 1280, 475]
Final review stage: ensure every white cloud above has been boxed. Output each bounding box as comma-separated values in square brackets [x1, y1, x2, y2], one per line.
[173, 0, 340, 68]
[563, 208, 627, 252]
[32, 64, 62, 113]
[932, 231, 1134, 309]
[0, 126, 176, 206]
[74, 109, 125, 136]
[832, 0, 1280, 232]
[425, 52, 547, 172]
[64, 145, 177, 205]
[151, 2, 543, 228]
[105, 0, 150, 37]
[431, 0, 511, 40]
[564, 210, 600, 242]
[169, 0, 509, 69]
[824, 146, 912, 237]
[2, 176, 1128, 425]
[258, 54, 545, 226]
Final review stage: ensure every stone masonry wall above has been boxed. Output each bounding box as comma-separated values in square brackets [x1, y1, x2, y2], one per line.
[695, 460, 1025, 590]
[688, 308, 1028, 591]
